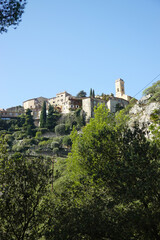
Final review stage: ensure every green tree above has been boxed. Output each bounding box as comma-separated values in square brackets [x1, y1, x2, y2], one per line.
[0, 147, 51, 239]
[143, 80, 160, 102]
[90, 88, 95, 98]
[46, 104, 60, 131]
[58, 109, 85, 131]
[101, 93, 110, 101]
[0, 118, 8, 130]
[76, 90, 87, 98]
[149, 109, 160, 147]
[17, 114, 26, 128]
[90, 88, 93, 97]
[62, 135, 72, 147]
[92, 89, 95, 98]
[55, 124, 66, 136]
[66, 105, 160, 239]
[40, 101, 47, 128]
[115, 103, 124, 112]
[46, 104, 54, 130]
[23, 109, 35, 136]
[68, 104, 116, 183]
[0, 0, 27, 33]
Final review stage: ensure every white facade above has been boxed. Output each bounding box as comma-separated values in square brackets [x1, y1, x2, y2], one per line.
[48, 91, 72, 113]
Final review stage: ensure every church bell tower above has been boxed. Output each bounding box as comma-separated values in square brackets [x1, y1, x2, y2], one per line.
[115, 78, 125, 98]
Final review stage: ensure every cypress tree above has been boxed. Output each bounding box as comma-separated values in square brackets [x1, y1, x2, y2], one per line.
[90, 88, 93, 97]
[24, 109, 35, 128]
[40, 101, 47, 128]
[23, 109, 35, 136]
[46, 104, 54, 131]
[93, 89, 95, 98]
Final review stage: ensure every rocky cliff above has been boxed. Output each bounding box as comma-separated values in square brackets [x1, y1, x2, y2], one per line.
[128, 94, 160, 137]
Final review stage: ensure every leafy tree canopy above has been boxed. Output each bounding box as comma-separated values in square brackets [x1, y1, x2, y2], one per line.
[46, 104, 60, 131]
[143, 80, 160, 102]
[0, 0, 27, 33]
[0, 141, 51, 239]
[76, 90, 87, 98]
[66, 104, 160, 239]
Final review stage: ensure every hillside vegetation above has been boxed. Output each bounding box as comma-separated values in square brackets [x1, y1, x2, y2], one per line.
[0, 81, 160, 240]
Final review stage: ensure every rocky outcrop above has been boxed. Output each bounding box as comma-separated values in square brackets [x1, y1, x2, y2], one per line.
[128, 96, 160, 129]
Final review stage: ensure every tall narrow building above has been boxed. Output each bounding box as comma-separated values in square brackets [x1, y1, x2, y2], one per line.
[115, 78, 125, 98]
[115, 78, 132, 101]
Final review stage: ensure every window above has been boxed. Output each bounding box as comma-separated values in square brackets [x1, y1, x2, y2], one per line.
[117, 88, 119, 92]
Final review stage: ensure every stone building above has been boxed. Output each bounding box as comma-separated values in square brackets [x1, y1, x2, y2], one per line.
[48, 91, 82, 114]
[115, 78, 132, 101]
[82, 98, 107, 120]
[0, 106, 24, 120]
[82, 79, 131, 121]
[48, 91, 71, 112]
[21, 78, 132, 124]
[23, 97, 48, 126]
[23, 97, 48, 110]
[82, 96, 129, 121]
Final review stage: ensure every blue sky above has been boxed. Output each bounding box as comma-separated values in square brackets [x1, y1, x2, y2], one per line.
[0, 0, 160, 109]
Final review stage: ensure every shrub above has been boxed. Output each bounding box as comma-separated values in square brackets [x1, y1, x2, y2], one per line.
[0, 130, 7, 136]
[4, 134, 14, 146]
[38, 141, 49, 147]
[39, 128, 48, 134]
[62, 135, 72, 147]
[53, 147, 59, 155]
[35, 131, 42, 139]
[12, 144, 26, 152]
[51, 141, 60, 149]
[55, 124, 66, 136]
[65, 124, 71, 134]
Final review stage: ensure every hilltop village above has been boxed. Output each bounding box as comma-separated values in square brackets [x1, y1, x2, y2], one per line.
[0, 79, 132, 125]
[1, 79, 160, 240]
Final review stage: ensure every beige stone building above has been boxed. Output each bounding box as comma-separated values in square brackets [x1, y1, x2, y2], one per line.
[115, 78, 132, 101]
[82, 96, 129, 121]
[82, 79, 132, 121]
[0, 106, 24, 120]
[21, 78, 132, 124]
[82, 98, 107, 120]
[49, 91, 82, 114]
[48, 91, 71, 113]
[23, 97, 48, 110]
[23, 97, 48, 126]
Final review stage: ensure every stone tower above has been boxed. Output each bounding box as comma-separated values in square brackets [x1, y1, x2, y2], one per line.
[115, 78, 125, 98]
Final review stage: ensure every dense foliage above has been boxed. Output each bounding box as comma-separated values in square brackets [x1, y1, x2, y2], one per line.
[0, 142, 51, 239]
[52, 105, 160, 240]
[46, 105, 60, 131]
[0, 83, 160, 239]
[143, 80, 160, 103]
[76, 90, 87, 98]
[0, 0, 27, 33]
[40, 102, 47, 128]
